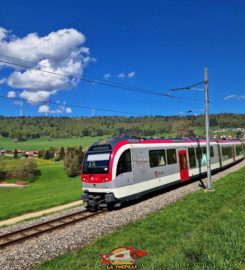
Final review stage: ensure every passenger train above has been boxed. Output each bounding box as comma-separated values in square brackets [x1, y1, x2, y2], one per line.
[81, 137, 244, 210]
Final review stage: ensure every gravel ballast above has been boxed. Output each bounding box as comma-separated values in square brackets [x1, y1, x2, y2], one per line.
[0, 160, 244, 270]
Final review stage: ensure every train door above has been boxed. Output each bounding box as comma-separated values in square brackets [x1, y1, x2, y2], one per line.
[178, 150, 189, 181]
[115, 148, 135, 196]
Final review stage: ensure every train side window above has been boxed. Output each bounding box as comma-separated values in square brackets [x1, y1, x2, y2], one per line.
[167, 149, 177, 164]
[188, 148, 196, 168]
[222, 146, 232, 159]
[202, 146, 214, 157]
[236, 145, 242, 155]
[196, 147, 202, 160]
[149, 150, 166, 167]
[228, 147, 233, 158]
[116, 149, 132, 176]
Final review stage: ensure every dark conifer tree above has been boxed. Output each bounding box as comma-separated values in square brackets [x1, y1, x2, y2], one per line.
[59, 146, 65, 160]
[14, 149, 18, 159]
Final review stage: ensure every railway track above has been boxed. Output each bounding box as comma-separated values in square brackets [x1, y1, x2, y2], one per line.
[0, 209, 105, 249]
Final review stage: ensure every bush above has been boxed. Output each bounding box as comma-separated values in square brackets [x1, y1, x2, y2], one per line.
[16, 159, 40, 183]
[64, 147, 84, 177]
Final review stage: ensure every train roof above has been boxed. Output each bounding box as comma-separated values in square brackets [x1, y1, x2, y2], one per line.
[88, 136, 242, 152]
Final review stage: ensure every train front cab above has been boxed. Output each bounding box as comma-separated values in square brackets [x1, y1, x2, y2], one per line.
[82, 144, 134, 210]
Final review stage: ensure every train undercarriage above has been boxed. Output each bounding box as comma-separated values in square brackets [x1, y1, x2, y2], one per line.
[82, 191, 121, 211]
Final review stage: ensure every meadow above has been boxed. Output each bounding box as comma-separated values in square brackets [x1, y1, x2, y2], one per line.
[0, 129, 239, 152]
[0, 136, 108, 150]
[37, 167, 245, 270]
[0, 160, 81, 221]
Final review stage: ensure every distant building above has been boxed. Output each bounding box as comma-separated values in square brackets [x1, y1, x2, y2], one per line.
[25, 151, 39, 158]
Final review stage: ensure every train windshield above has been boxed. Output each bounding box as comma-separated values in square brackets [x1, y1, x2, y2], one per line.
[83, 152, 111, 174]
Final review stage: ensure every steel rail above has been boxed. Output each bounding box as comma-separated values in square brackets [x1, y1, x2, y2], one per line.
[0, 210, 105, 249]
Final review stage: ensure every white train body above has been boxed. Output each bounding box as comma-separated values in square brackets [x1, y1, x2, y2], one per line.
[81, 137, 244, 209]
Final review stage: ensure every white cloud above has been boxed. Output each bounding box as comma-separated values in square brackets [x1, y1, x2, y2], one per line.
[38, 104, 49, 113]
[118, 73, 126, 78]
[7, 91, 16, 98]
[0, 27, 7, 41]
[0, 27, 93, 111]
[117, 71, 136, 79]
[127, 71, 136, 78]
[224, 94, 245, 100]
[38, 103, 72, 114]
[103, 73, 112, 80]
[20, 90, 56, 104]
[0, 27, 88, 65]
[65, 107, 72, 113]
[224, 94, 236, 100]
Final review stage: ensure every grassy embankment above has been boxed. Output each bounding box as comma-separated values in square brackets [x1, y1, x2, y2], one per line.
[0, 136, 108, 150]
[37, 167, 245, 270]
[0, 159, 81, 221]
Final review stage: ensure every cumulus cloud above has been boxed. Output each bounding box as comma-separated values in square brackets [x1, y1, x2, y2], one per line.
[65, 107, 72, 113]
[0, 27, 93, 110]
[0, 27, 87, 65]
[38, 104, 49, 113]
[224, 94, 245, 100]
[7, 91, 16, 98]
[127, 71, 136, 78]
[103, 73, 112, 80]
[38, 103, 72, 114]
[20, 90, 56, 104]
[118, 73, 126, 79]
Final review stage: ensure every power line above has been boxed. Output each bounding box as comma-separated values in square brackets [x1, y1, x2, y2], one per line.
[0, 53, 167, 96]
[0, 95, 143, 116]
[0, 54, 203, 101]
[0, 55, 171, 98]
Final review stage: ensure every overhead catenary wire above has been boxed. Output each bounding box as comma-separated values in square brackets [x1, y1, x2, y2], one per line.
[0, 95, 143, 116]
[0, 54, 169, 97]
[0, 54, 203, 102]
[0, 56, 171, 98]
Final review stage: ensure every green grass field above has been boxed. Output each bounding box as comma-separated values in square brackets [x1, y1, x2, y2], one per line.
[0, 161, 81, 221]
[0, 136, 108, 150]
[1, 130, 227, 152]
[37, 167, 245, 270]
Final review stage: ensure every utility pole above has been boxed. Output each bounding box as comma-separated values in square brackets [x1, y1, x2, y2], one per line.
[205, 68, 212, 190]
[168, 68, 213, 190]
[91, 107, 95, 117]
[20, 100, 23, 117]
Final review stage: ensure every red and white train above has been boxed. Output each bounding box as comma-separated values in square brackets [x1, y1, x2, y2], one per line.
[81, 137, 244, 210]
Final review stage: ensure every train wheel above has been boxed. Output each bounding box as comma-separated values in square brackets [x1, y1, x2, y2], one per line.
[86, 204, 98, 212]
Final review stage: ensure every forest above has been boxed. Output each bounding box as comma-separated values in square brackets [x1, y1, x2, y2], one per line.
[0, 113, 244, 140]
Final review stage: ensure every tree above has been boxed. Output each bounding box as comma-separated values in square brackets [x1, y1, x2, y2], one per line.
[0, 157, 6, 180]
[16, 159, 39, 182]
[38, 149, 45, 158]
[48, 147, 55, 159]
[64, 147, 84, 177]
[44, 150, 50, 160]
[174, 120, 196, 137]
[14, 149, 18, 159]
[59, 146, 65, 160]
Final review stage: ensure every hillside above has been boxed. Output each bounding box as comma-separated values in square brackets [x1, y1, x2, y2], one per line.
[0, 113, 244, 140]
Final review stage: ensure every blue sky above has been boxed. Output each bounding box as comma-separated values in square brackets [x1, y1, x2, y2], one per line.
[0, 0, 245, 117]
